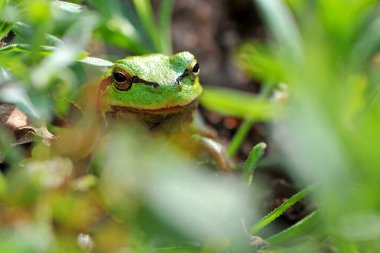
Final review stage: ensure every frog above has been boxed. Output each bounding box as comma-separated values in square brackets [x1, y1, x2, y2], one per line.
[96, 52, 232, 170]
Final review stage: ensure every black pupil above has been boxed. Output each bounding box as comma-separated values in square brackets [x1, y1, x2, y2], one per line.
[192, 63, 200, 73]
[113, 72, 127, 82]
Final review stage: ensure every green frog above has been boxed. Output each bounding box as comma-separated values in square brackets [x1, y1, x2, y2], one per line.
[97, 52, 232, 170]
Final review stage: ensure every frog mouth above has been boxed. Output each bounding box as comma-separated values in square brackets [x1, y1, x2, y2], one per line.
[109, 99, 198, 115]
[105, 100, 198, 128]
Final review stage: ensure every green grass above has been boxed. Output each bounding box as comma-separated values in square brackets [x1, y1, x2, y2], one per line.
[250, 184, 315, 235]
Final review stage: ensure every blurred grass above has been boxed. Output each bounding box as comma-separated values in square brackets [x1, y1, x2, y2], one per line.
[266, 210, 321, 245]
[250, 184, 314, 235]
[235, 0, 380, 252]
[200, 87, 277, 120]
[2, 0, 380, 252]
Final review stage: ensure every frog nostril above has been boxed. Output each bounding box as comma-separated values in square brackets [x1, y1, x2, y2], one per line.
[113, 72, 127, 83]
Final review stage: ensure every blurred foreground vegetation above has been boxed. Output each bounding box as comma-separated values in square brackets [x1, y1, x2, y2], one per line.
[1, 0, 380, 252]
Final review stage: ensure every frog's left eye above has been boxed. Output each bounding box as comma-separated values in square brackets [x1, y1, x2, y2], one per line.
[192, 63, 200, 73]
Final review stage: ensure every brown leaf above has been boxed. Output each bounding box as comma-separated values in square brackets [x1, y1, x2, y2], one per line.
[0, 103, 56, 146]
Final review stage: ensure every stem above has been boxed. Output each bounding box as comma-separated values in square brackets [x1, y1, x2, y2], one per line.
[227, 117, 254, 157]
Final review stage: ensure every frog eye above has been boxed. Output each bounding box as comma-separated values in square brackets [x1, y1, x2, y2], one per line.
[113, 72, 127, 83]
[192, 63, 200, 73]
[112, 70, 133, 91]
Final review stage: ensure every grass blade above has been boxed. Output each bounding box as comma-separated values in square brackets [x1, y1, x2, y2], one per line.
[243, 142, 266, 185]
[78, 56, 113, 67]
[250, 184, 315, 234]
[201, 87, 277, 120]
[0, 44, 55, 54]
[253, 0, 302, 59]
[227, 118, 254, 157]
[266, 210, 321, 245]
[0, 22, 13, 41]
[159, 0, 174, 54]
[226, 82, 274, 158]
[32, 14, 97, 87]
[352, 15, 380, 68]
[0, 1, 20, 41]
[132, 0, 161, 52]
[87, 0, 149, 53]
[54, 1, 84, 13]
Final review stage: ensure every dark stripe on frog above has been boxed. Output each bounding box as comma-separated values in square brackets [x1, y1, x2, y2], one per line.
[132, 76, 159, 88]
[133, 67, 193, 89]
[114, 69, 189, 91]
[175, 69, 190, 86]
[128, 69, 189, 90]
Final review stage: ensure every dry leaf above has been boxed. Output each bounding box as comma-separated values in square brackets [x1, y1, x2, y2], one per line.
[0, 103, 56, 146]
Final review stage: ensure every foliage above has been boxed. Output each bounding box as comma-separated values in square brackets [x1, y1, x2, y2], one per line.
[234, 0, 380, 252]
[3, 0, 379, 252]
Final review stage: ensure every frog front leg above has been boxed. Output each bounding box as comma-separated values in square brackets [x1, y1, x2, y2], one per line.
[195, 134, 234, 171]
[189, 112, 234, 170]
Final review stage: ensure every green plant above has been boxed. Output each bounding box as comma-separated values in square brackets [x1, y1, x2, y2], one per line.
[0, 0, 347, 252]
[230, 0, 380, 252]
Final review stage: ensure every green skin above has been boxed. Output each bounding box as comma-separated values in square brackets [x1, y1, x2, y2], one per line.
[99, 51, 202, 112]
[98, 51, 231, 170]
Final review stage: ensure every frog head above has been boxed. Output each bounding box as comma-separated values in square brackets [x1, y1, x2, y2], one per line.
[98, 51, 202, 116]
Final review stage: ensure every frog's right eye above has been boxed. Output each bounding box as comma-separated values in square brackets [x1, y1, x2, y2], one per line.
[112, 69, 133, 91]
[192, 63, 200, 73]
